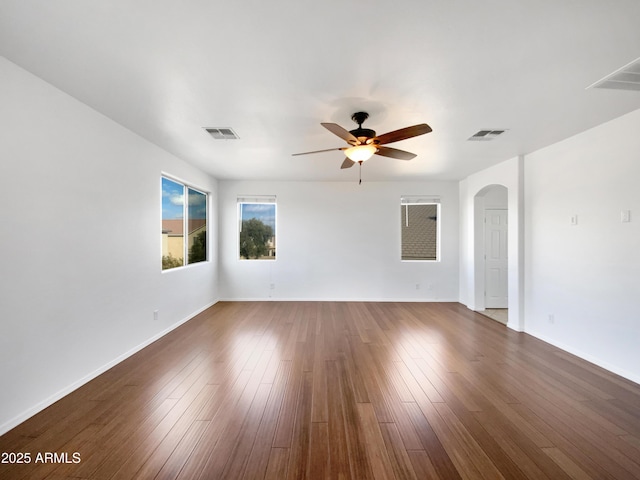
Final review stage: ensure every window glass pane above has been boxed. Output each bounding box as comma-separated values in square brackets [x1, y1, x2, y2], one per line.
[401, 203, 439, 261]
[187, 188, 207, 264]
[161, 176, 209, 270]
[162, 177, 185, 269]
[239, 203, 276, 260]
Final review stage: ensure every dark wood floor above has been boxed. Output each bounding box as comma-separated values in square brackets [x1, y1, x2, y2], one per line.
[2, 302, 640, 479]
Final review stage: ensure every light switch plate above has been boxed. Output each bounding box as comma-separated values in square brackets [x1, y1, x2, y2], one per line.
[621, 210, 631, 223]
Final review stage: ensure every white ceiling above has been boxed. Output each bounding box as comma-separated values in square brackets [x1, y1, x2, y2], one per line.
[2, 1, 640, 182]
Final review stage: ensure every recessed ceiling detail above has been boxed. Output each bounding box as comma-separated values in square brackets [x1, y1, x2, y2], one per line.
[204, 127, 239, 140]
[588, 57, 640, 92]
[467, 130, 507, 141]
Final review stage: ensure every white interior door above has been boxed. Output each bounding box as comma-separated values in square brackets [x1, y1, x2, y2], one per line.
[485, 209, 508, 308]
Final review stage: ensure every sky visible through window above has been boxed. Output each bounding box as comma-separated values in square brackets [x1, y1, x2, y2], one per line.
[241, 203, 276, 229]
[162, 177, 206, 220]
[162, 177, 184, 220]
[187, 189, 207, 221]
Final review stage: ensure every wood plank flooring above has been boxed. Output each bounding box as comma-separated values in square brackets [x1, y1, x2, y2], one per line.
[2, 301, 640, 479]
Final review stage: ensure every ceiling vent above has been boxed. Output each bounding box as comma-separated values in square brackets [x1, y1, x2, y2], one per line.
[205, 127, 239, 140]
[588, 57, 640, 92]
[468, 129, 507, 141]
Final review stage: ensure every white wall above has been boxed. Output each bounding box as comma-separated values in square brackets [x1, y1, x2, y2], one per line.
[3, 49, 637, 436]
[524, 108, 640, 383]
[459, 156, 525, 330]
[0, 58, 219, 433]
[218, 180, 459, 301]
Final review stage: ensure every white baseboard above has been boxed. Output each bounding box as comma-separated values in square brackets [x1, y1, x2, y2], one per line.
[218, 297, 460, 303]
[506, 322, 524, 332]
[525, 328, 640, 386]
[452, 304, 636, 383]
[0, 300, 218, 436]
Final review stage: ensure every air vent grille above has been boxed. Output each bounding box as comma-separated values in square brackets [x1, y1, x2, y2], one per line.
[468, 129, 507, 141]
[589, 57, 640, 92]
[205, 127, 239, 140]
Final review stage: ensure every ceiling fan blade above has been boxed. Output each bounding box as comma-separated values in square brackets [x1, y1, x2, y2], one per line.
[341, 158, 356, 169]
[321, 123, 359, 145]
[292, 147, 345, 156]
[375, 146, 417, 160]
[375, 123, 432, 145]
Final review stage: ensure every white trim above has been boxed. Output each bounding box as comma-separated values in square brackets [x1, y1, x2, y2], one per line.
[525, 328, 640, 385]
[217, 297, 460, 303]
[0, 300, 218, 436]
[401, 195, 441, 204]
[237, 195, 276, 204]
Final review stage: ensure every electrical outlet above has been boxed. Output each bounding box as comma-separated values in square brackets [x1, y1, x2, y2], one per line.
[548, 314, 555, 324]
[270, 283, 275, 290]
[570, 215, 578, 225]
[415, 284, 420, 290]
[153, 310, 159, 321]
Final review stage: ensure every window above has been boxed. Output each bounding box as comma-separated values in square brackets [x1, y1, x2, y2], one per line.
[161, 176, 208, 270]
[401, 196, 440, 261]
[238, 196, 276, 260]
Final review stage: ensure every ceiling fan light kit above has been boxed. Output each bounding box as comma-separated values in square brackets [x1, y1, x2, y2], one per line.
[293, 111, 432, 183]
[345, 144, 377, 162]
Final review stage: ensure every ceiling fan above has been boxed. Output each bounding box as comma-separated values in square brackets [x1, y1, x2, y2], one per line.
[292, 112, 432, 180]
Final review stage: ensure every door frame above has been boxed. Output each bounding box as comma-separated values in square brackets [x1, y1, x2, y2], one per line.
[473, 185, 508, 314]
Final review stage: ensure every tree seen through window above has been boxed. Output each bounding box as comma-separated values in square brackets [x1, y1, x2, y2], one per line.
[238, 200, 276, 260]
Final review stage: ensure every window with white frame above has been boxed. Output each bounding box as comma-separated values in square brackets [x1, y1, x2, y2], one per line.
[161, 176, 208, 270]
[238, 196, 276, 260]
[401, 196, 440, 261]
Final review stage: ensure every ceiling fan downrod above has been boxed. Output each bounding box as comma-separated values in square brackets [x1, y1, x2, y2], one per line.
[351, 111, 369, 127]
[349, 112, 376, 140]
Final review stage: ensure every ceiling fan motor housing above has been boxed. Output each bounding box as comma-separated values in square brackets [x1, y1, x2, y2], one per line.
[350, 112, 376, 144]
[349, 127, 376, 143]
